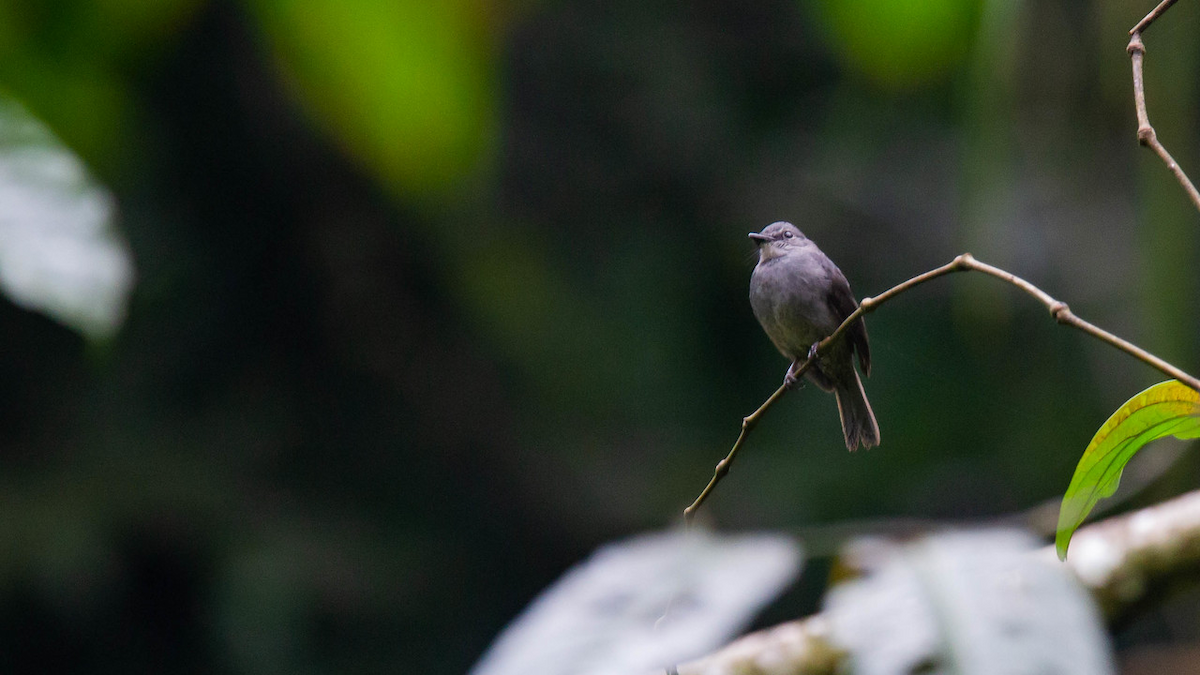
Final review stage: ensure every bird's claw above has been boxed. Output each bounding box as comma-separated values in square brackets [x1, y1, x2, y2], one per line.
[807, 342, 820, 361]
[783, 363, 803, 390]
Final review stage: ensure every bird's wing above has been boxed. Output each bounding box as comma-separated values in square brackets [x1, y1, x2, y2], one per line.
[826, 269, 871, 376]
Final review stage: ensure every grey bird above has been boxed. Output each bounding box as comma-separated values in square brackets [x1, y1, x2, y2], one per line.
[748, 221, 880, 450]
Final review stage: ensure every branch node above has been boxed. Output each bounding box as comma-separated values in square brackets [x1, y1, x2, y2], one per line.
[954, 253, 976, 269]
[1126, 1, 1200, 211]
[1049, 301, 1070, 322]
[1127, 34, 1145, 55]
[714, 458, 730, 477]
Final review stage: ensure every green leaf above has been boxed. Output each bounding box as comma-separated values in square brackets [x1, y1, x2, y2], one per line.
[246, 0, 497, 196]
[1056, 380, 1200, 560]
[814, 0, 978, 89]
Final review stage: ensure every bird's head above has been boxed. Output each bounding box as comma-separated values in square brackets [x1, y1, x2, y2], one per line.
[749, 221, 808, 262]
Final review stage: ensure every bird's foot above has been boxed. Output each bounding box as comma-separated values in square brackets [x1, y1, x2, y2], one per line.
[783, 362, 804, 390]
[807, 342, 821, 361]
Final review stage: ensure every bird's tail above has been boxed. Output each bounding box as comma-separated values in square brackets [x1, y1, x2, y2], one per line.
[834, 370, 880, 451]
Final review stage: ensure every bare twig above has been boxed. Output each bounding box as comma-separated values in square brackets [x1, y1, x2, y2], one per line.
[1131, 0, 1180, 35]
[670, 488, 1200, 675]
[1127, 2, 1200, 212]
[682, 384, 790, 524]
[682, 256, 967, 524]
[684, 254, 1200, 523]
[962, 256, 1200, 391]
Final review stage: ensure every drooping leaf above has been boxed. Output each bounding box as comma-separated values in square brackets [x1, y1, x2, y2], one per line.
[826, 530, 1114, 675]
[0, 94, 134, 338]
[1056, 380, 1200, 560]
[469, 529, 802, 675]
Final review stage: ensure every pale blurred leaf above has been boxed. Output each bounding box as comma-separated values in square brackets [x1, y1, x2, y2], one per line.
[470, 529, 802, 675]
[826, 530, 1113, 675]
[0, 95, 134, 338]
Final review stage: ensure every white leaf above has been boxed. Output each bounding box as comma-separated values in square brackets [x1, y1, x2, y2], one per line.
[0, 96, 134, 338]
[826, 529, 1114, 675]
[470, 529, 802, 675]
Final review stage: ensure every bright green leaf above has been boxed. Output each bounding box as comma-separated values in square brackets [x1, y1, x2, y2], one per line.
[1056, 380, 1200, 560]
[247, 0, 498, 196]
[813, 0, 980, 89]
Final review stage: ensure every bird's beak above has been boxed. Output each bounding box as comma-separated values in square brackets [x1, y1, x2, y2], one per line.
[748, 232, 770, 244]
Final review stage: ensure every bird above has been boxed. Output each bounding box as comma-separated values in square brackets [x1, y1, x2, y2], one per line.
[748, 221, 879, 450]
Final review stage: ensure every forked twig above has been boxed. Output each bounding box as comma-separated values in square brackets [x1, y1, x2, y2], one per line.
[684, 254, 1200, 523]
[1127, 0, 1200, 211]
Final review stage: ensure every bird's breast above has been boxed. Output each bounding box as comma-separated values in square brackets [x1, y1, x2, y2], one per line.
[750, 254, 841, 356]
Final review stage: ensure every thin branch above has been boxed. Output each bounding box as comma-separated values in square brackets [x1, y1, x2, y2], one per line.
[1131, 0, 1181, 36]
[963, 257, 1200, 391]
[684, 254, 1200, 523]
[1127, 3, 1200, 212]
[670, 487, 1200, 675]
[683, 256, 971, 524]
[682, 384, 789, 524]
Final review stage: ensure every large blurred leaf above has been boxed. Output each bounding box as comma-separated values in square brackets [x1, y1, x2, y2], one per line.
[814, 0, 979, 88]
[1056, 380, 1200, 560]
[0, 94, 134, 338]
[247, 0, 497, 196]
[827, 530, 1113, 675]
[469, 529, 802, 675]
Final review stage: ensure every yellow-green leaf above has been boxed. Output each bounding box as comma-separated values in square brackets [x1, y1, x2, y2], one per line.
[246, 0, 498, 197]
[1056, 380, 1200, 560]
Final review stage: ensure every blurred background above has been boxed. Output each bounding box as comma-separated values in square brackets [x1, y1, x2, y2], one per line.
[0, 0, 1198, 672]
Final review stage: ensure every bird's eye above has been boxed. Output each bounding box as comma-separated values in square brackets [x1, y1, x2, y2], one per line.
[783, 231, 794, 239]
